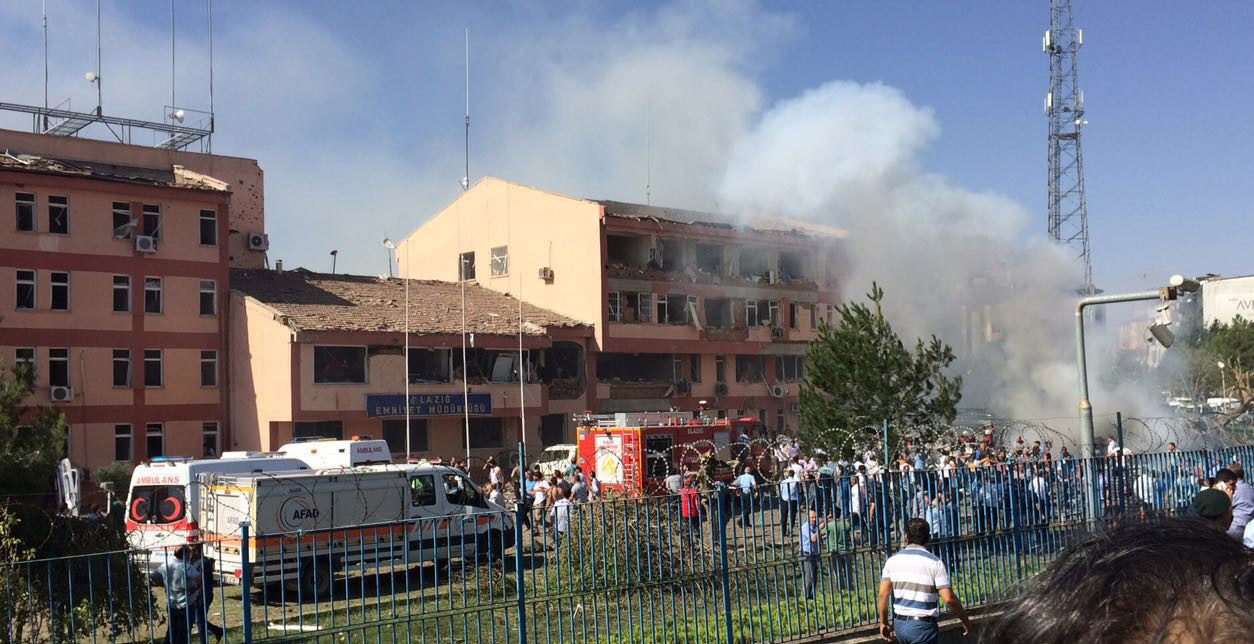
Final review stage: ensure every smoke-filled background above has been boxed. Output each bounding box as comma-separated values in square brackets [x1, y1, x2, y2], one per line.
[716, 81, 1147, 431]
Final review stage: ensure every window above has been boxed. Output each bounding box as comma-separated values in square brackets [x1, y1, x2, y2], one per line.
[293, 420, 344, 440]
[704, 298, 730, 328]
[200, 350, 217, 387]
[15, 193, 35, 232]
[141, 204, 161, 239]
[113, 276, 130, 312]
[540, 414, 566, 446]
[458, 251, 476, 280]
[656, 296, 669, 324]
[776, 356, 805, 383]
[114, 425, 133, 462]
[788, 302, 799, 330]
[735, 355, 767, 383]
[112, 349, 131, 387]
[664, 294, 690, 325]
[144, 278, 162, 314]
[638, 293, 653, 323]
[15, 348, 35, 385]
[313, 346, 367, 383]
[50, 272, 69, 311]
[408, 348, 451, 383]
[48, 196, 68, 234]
[383, 418, 429, 454]
[143, 350, 163, 387]
[715, 355, 726, 383]
[776, 409, 786, 433]
[15, 270, 35, 310]
[442, 473, 486, 508]
[672, 355, 685, 382]
[199, 210, 217, 245]
[645, 435, 673, 478]
[490, 245, 508, 276]
[49, 348, 69, 387]
[145, 423, 164, 458]
[746, 300, 778, 327]
[689, 355, 702, 383]
[202, 422, 219, 458]
[607, 291, 622, 322]
[199, 280, 216, 315]
[464, 417, 503, 449]
[112, 202, 133, 239]
[810, 304, 817, 330]
[687, 295, 700, 324]
[409, 474, 437, 506]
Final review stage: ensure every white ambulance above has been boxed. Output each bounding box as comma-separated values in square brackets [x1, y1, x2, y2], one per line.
[125, 438, 393, 567]
[200, 463, 512, 595]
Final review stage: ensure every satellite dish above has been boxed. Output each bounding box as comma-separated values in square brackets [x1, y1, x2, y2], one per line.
[84, 72, 98, 83]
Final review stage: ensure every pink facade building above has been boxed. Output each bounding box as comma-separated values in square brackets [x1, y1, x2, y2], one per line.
[0, 129, 265, 471]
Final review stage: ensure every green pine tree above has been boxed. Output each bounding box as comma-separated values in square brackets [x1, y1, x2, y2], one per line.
[799, 283, 962, 457]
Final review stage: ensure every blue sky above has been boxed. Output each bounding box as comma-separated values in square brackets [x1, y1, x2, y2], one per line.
[2, 0, 1251, 294]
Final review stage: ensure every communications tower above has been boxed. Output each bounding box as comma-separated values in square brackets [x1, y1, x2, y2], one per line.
[1045, 0, 1094, 292]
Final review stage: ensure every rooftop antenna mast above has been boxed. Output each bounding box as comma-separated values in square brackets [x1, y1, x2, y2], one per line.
[42, 0, 48, 131]
[1045, 0, 1094, 293]
[460, 28, 472, 462]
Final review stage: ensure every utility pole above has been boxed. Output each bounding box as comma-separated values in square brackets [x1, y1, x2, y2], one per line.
[1045, 0, 1094, 293]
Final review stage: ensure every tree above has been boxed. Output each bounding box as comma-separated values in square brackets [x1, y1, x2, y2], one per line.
[1168, 316, 1254, 423]
[0, 363, 153, 640]
[799, 283, 962, 457]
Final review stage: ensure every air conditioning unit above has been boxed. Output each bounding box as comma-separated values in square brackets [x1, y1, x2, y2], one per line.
[789, 401, 800, 413]
[538, 266, 554, 281]
[770, 327, 785, 339]
[770, 384, 788, 398]
[715, 382, 729, 397]
[673, 381, 692, 395]
[50, 386, 73, 402]
[247, 232, 269, 251]
[134, 235, 157, 253]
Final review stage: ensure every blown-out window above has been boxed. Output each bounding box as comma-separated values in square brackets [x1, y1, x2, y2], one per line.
[313, 346, 367, 383]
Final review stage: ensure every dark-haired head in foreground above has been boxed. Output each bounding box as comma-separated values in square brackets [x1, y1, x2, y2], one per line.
[983, 518, 1254, 643]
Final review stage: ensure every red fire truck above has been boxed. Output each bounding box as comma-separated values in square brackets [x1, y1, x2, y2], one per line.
[575, 412, 771, 495]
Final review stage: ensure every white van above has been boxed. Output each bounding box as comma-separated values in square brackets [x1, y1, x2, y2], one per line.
[125, 438, 394, 565]
[126, 454, 311, 567]
[533, 444, 577, 477]
[200, 463, 512, 595]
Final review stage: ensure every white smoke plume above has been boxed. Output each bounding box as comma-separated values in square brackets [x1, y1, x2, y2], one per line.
[718, 81, 1146, 434]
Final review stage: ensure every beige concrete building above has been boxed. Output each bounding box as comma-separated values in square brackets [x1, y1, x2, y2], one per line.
[229, 268, 593, 460]
[397, 178, 847, 440]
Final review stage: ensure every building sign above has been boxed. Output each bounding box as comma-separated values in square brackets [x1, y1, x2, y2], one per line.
[366, 393, 492, 418]
[1203, 276, 1254, 326]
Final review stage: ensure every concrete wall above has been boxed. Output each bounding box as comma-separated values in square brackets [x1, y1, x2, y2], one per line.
[397, 178, 606, 344]
[0, 128, 265, 268]
[229, 296, 294, 452]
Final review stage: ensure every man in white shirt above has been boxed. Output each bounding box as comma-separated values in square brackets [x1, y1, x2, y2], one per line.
[779, 471, 801, 537]
[548, 488, 572, 542]
[735, 466, 757, 529]
[878, 519, 971, 643]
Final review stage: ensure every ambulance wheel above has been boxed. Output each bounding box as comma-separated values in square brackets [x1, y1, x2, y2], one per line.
[479, 530, 503, 562]
[294, 557, 333, 598]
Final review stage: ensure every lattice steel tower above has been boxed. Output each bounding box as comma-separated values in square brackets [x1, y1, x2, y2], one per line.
[1045, 0, 1093, 291]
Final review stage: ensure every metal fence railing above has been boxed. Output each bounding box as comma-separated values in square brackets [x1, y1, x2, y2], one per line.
[4, 444, 1252, 644]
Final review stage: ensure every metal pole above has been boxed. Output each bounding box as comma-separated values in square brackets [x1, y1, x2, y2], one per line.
[1116, 411, 1125, 515]
[405, 254, 411, 459]
[515, 440, 528, 644]
[882, 419, 890, 470]
[240, 520, 253, 643]
[1075, 289, 1162, 522]
[716, 484, 733, 644]
[95, 0, 102, 115]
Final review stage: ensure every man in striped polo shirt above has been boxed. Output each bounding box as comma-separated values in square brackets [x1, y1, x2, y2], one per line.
[877, 518, 971, 643]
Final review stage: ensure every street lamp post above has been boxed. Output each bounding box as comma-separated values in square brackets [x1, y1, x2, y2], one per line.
[1218, 361, 1226, 400]
[1074, 274, 1199, 522]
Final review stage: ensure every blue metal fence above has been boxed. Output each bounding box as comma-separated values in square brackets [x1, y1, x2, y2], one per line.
[3, 444, 1252, 643]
